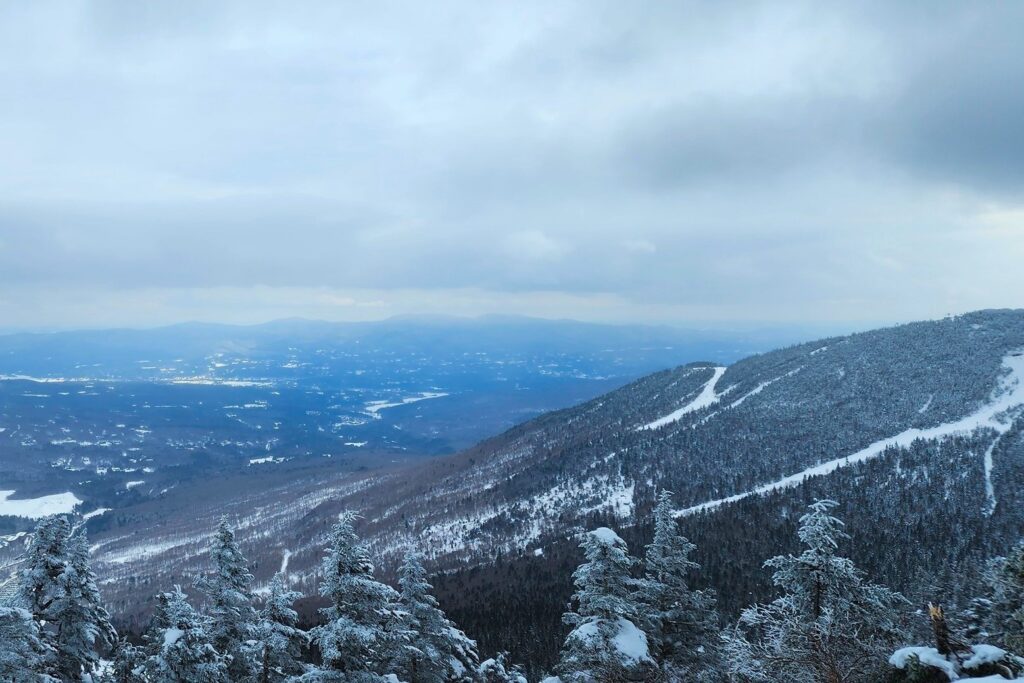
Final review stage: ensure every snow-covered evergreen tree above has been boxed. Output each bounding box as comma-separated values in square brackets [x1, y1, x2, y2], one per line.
[252, 572, 307, 682]
[724, 500, 908, 683]
[0, 605, 57, 682]
[103, 637, 145, 683]
[144, 587, 228, 683]
[20, 515, 116, 681]
[394, 551, 478, 682]
[984, 541, 1024, 654]
[195, 518, 258, 679]
[556, 527, 656, 683]
[58, 532, 117, 680]
[640, 489, 720, 679]
[303, 511, 405, 682]
[477, 653, 527, 683]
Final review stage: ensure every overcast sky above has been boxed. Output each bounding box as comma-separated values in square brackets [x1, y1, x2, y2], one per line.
[1, 1, 1022, 330]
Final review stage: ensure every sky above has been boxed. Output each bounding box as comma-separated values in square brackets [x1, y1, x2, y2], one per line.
[1, 1, 1023, 331]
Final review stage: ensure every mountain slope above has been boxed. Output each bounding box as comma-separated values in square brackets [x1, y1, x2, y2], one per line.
[344, 309, 1024, 565]
[16, 310, 1024, 665]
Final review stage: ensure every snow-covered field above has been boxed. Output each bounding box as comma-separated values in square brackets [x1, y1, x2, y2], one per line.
[363, 391, 449, 419]
[0, 489, 82, 518]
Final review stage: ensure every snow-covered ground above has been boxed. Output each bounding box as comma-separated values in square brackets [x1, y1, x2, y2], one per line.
[638, 366, 727, 430]
[0, 489, 82, 518]
[679, 352, 1024, 517]
[82, 507, 111, 521]
[363, 391, 449, 419]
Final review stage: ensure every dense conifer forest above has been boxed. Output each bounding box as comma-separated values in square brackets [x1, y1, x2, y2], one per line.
[3, 494, 1024, 682]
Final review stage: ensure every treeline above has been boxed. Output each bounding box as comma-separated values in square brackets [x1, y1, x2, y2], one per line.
[3, 494, 1024, 682]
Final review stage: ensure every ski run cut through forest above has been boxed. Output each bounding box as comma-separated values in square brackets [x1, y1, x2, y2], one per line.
[4, 310, 1024, 682]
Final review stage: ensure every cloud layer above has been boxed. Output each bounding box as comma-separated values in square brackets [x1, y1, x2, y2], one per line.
[1, 1, 1022, 329]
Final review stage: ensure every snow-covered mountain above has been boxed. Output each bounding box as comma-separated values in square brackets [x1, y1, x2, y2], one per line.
[9, 309, 1024, 663]
[342, 309, 1024, 567]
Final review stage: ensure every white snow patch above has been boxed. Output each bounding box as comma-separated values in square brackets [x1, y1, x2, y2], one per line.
[124, 480, 145, 490]
[679, 352, 1024, 517]
[168, 377, 272, 387]
[567, 618, 651, 665]
[280, 548, 292, 574]
[82, 508, 111, 521]
[363, 391, 449, 418]
[163, 628, 184, 646]
[344, 441, 368, 447]
[810, 345, 829, 355]
[889, 647, 957, 678]
[0, 490, 82, 518]
[248, 456, 285, 465]
[582, 481, 634, 518]
[919, 394, 934, 413]
[0, 375, 92, 383]
[639, 367, 727, 430]
[964, 644, 1008, 670]
[589, 527, 624, 546]
[983, 435, 1002, 516]
[612, 619, 652, 664]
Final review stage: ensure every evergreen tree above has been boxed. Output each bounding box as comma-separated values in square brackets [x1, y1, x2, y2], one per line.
[477, 653, 528, 683]
[984, 541, 1024, 653]
[144, 587, 228, 683]
[724, 500, 908, 683]
[395, 551, 478, 682]
[0, 606, 57, 683]
[196, 518, 258, 679]
[20, 515, 116, 681]
[556, 527, 656, 683]
[103, 637, 145, 683]
[58, 532, 117, 679]
[253, 572, 307, 682]
[640, 489, 720, 679]
[304, 511, 405, 682]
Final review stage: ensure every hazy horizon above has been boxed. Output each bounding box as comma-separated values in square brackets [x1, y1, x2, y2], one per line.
[0, 310, 874, 341]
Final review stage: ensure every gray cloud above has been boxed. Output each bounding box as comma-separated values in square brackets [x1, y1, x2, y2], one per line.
[0, 1, 1022, 329]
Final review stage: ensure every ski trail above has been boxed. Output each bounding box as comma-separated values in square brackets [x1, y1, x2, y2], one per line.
[724, 367, 803, 411]
[983, 435, 1002, 516]
[677, 352, 1024, 517]
[638, 366, 727, 430]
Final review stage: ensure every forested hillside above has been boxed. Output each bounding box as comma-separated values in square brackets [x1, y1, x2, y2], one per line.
[4, 309, 1024, 678]
[3, 497, 1024, 681]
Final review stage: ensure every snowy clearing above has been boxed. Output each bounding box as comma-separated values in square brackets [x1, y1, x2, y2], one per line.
[82, 508, 111, 521]
[638, 366, 727, 430]
[167, 377, 273, 387]
[363, 391, 449, 418]
[983, 434, 1002, 516]
[0, 489, 82, 519]
[678, 352, 1024, 517]
[248, 456, 286, 465]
